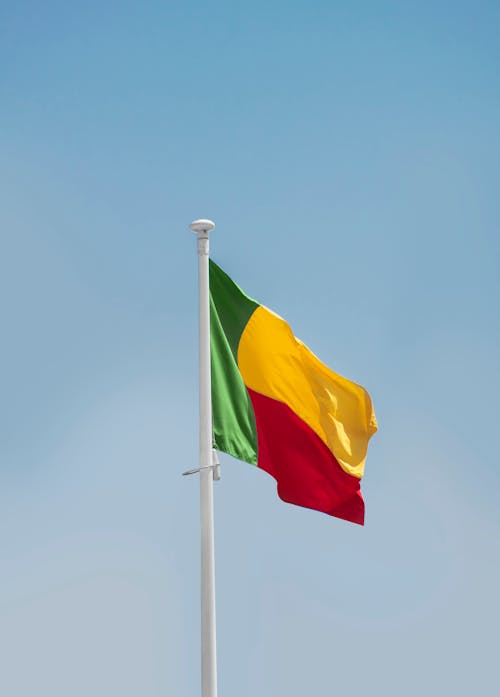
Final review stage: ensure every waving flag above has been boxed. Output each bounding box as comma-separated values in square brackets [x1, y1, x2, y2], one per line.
[210, 260, 377, 525]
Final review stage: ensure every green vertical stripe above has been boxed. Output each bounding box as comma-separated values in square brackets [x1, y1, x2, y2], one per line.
[210, 260, 259, 465]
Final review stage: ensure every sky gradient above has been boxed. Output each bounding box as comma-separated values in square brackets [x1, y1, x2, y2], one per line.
[1, 2, 499, 695]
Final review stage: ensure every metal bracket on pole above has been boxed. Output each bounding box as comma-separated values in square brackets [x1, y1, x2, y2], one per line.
[182, 450, 221, 481]
[212, 450, 221, 481]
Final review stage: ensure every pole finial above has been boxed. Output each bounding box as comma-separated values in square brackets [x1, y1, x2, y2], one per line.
[190, 219, 215, 234]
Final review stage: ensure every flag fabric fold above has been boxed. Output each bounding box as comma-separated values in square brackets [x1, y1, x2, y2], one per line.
[210, 260, 377, 525]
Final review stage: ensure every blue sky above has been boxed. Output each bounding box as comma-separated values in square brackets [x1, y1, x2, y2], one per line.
[1, 1, 499, 695]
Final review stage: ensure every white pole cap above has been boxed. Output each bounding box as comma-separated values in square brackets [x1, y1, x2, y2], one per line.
[190, 219, 215, 234]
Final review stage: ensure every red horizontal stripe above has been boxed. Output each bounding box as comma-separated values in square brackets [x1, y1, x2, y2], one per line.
[247, 388, 365, 525]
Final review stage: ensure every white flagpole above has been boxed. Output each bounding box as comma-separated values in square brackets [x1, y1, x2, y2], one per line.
[190, 218, 218, 697]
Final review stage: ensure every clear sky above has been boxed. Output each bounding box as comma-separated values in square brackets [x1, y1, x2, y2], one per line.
[1, 1, 499, 695]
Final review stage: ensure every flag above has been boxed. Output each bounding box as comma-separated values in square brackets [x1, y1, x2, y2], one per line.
[210, 260, 377, 525]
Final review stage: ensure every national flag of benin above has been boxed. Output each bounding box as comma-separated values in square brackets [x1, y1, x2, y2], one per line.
[210, 260, 377, 525]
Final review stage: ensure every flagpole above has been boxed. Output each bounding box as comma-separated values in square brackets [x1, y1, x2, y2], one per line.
[190, 218, 218, 697]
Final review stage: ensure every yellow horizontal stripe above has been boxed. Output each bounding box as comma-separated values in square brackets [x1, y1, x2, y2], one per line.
[238, 306, 377, 479]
